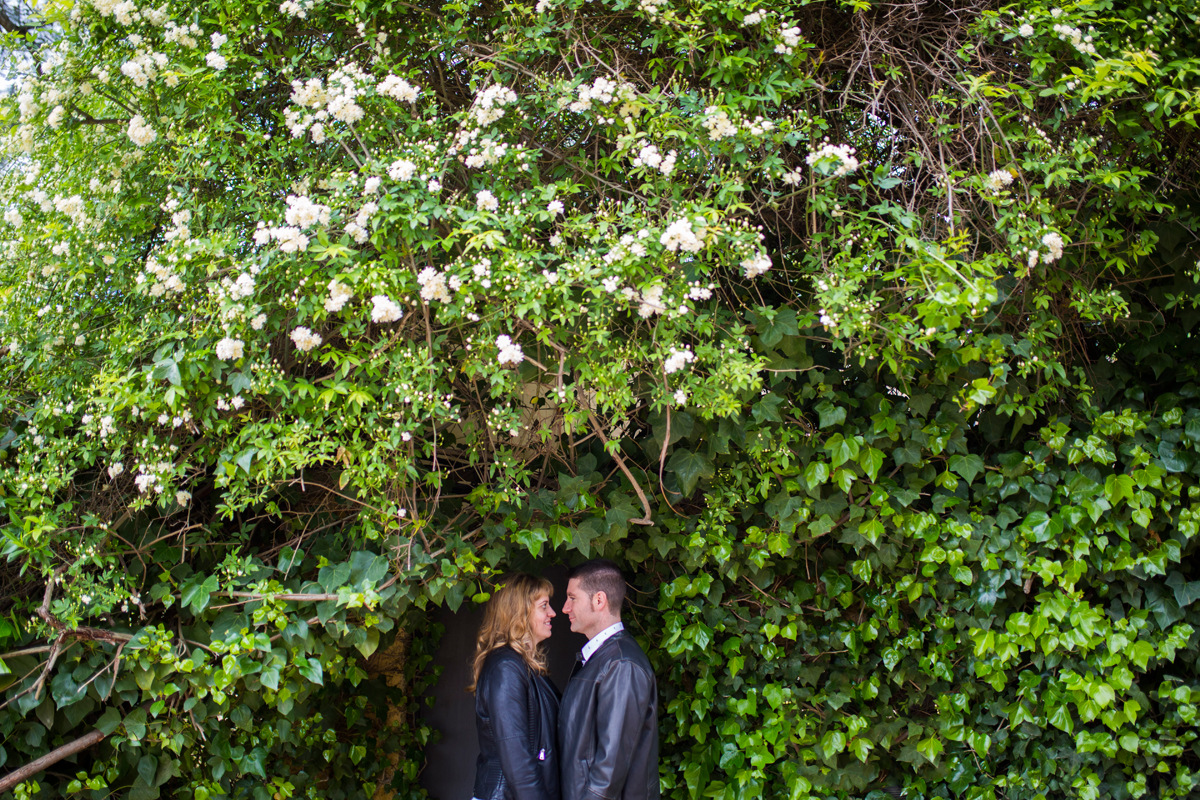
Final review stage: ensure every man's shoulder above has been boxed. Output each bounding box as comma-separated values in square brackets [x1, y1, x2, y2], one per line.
[595, 631, 653, 672]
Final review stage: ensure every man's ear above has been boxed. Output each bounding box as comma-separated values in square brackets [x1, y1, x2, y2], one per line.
[593, 590, 608, 613]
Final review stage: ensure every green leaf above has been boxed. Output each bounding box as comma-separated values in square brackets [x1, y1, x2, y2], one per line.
[138, 755, 159, 787]
[1104, 474, 1134, 503]
[755, 307, 799, 347]
[667, 448, 714, 496]
[298, 658, 324, 686]
[181, 573, 220, 615]
[235, 448, 258, 475]
[820, 730, 846, 758]
[815, 401, 846, 429]
[1166, 571, 1200, 608]
[151, 358, 181, 386]
[95, 706, 123, 735]
[1048, 703, 1074, 733]
[124, 708, 148, 739]
[355, 628, 380, 659]
[948, 453, 985, 485]
[916, 736, 943, 763]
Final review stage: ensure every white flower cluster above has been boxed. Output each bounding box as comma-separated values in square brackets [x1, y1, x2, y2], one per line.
[254, 222, 308, 252]
[325, 279, 353, 312]
[631, 142, 677, 175]
[1052, 22, 1096, 55]
[568, 77, 637, 118]
[133, 461, 173, 494]
[806, 142, 859, 177]
[635, 285, 666, 318]
[470, 85, 519, 126]
[127, 114, 157, 147]
[215, 394, 245, 410]
[4, 208, 23, 228]
[143, 256, 185, 296]
[638, 0, 668, 16]
[741, 252, 772, 279]
[664, 346, 695, 374]
[775, 24, 802, 54]
[496, 335, 524, 366]
[290, 326, 322, 352]
[371, 295, 404, 323]
[377, 75, 420, 104]
[346, 200, 378, 243]
[462, 136, 522, 168]
[1018, 22, 1034, 37]
[206, 51, 227, 71]
[476, 189, 500, 212]
[702, 107, 738, 140]
[279, 0, 321, 18]
[603, 233, 650, 268]
[89, 0, 165, 26]
[660, 218, 704, 253]
[81, 413, 117, 440]
[251, 194, 330, 252]
[285, 64, 381, 142]
[743, 10, 764, 25]
[163, 21, 201, 48]
[1041, 231, 1065, 262]
[221, 272, 255, 301]
[418, 267, 454, 303]
[121, 51, 168, 88]
[389, 158, 417, 181]
[108, 462, 124, 480]
[985, 169, 1014, 192]
[215, 337, 244, 360]
[163, 200, 191, 242]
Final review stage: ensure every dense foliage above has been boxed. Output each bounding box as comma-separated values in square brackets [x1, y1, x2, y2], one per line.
[3, 0, 1200, 798]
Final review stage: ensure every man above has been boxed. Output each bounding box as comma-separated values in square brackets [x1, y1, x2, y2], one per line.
[558, 558, 659, 800]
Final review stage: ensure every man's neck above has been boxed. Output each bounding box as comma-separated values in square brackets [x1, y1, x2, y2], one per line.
[581, 620, 624, 664]
[586, 618, 622, 641]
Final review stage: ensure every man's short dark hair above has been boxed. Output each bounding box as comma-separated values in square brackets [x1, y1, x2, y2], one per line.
[568, 558, 626, 613]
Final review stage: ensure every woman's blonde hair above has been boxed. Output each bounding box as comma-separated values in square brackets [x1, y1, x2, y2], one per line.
[469, 573, 554, 691]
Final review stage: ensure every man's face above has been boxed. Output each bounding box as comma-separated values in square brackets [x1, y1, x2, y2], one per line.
[563, 577, 604, 639]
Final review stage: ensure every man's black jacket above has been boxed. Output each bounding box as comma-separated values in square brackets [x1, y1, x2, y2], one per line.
[557, 630, 659, 800]
[473, 646, 562, 800]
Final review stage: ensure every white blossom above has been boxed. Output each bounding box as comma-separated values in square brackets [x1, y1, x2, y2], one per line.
[215, 337, 244, 360]
[496, 334, 524, 366]
[325, 279, 353, 312]
[127, 115, 157, 147]
[290, 326, 323, 351]
[664, 346, 695, 374]
[806, 142, 859, 177]
[741, 252, 772, 279]
[476, 189, 499, 212]
[371, 295, 403, 323]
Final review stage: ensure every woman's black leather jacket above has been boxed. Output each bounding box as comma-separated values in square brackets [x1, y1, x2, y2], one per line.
[473, 646, 561, 800]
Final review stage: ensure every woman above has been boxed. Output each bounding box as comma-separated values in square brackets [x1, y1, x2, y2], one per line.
[469, 573, 561, 800]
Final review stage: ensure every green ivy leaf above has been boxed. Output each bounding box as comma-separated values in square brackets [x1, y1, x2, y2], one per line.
[667, 448, 714, 496]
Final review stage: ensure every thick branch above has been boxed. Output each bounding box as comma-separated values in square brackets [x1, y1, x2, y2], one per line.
[0, 729, 107, 793]
[587, 412, 653, 526]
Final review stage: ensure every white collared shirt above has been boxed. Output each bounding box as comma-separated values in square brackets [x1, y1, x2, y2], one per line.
[581, 621, 624, 664]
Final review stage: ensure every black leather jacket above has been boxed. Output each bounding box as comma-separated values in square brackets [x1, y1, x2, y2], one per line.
[473, 646, 562, 800]
[557, 631, 659, 800]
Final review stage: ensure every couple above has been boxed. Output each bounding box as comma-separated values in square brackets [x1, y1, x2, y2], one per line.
[469, 559, 658, 800]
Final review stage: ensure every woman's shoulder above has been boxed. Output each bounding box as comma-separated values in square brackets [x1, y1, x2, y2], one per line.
[483, 645, 527, 671]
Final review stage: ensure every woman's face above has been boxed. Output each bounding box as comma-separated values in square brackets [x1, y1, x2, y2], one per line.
[530, 593, 556, 644]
